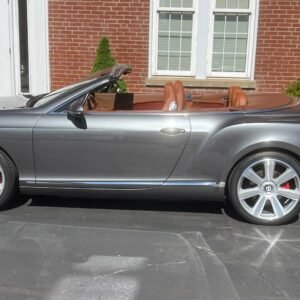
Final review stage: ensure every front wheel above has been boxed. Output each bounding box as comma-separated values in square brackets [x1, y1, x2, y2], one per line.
[228, 152, 300, 225]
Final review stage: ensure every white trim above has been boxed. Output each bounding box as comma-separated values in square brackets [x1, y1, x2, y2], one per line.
[250, 0, 260, 80]
[148, 0, 154, 79]
[27, 0, 50, 95]
[11, 0, 21, 95]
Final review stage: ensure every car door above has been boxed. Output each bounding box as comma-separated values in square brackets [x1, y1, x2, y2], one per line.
[33, 110, 190, 189]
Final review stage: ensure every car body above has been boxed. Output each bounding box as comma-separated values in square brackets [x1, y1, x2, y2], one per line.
[0, 64, 299, 225]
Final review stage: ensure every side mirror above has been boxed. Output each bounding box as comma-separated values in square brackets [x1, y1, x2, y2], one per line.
[67, 100, 84, 118]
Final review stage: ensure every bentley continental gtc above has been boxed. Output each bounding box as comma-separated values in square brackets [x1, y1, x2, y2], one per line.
[0, 65, 300, 225]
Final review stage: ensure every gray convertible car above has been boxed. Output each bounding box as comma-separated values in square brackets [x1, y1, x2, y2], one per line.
[0, 65, 299, 225]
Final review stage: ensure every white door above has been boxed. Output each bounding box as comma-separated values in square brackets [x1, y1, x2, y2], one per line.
[0, 0, 13, 97]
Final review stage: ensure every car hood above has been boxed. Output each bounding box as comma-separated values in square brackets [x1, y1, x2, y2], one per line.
[0, 95, 28, 110]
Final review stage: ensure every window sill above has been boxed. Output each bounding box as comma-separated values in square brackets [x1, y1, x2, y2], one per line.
[145, 77, 256, 89]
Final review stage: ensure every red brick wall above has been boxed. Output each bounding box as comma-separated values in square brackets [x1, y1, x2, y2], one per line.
[49, 0, 300, 94]
[49, 0, 150, 92]
[255, 0, 300, 93]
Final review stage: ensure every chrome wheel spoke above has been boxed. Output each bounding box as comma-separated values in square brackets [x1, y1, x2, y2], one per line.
[264, 159, 275, 181]
[276, 168, 296, 185]
[270, 196, 285, 218]
[243, 168, 263, 186]
[252, 196, 266, 217]
[277, 188, 300, 201]
[238, 187, 260, 200]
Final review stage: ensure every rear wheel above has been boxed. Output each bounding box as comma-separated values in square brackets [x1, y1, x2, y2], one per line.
[0, 151, 18, 209]
[228, 152, 300, 225]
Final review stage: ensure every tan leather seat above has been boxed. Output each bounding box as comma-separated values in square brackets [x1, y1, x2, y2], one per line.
[174, 80, 185, 111]
[163, 82, 177, 111]
[231, 90, 248, 107]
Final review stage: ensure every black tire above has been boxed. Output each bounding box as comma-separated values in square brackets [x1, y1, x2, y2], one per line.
[228, 152, 300, 225]
[0, 151, 18, 209]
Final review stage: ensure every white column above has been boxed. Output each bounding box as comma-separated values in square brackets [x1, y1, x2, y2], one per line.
[27, 0, 50, 95]
[0, 0, 14, 97]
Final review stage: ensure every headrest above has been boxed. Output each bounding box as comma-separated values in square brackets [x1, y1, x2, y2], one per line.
[228, 86, 241, 106]
[163, 82, 177, 111]
[232, 90, 248, 107]
[174, 80, 184, 110]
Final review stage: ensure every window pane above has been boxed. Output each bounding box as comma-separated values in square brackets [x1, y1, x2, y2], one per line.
[235, 54, 247, 72]
[157, 53, 168, 70]
[170, 34, 180, 50]
[238, 15, 249, 33]
[170, 0, 181, 8]
[182, 14, 193, 31]
[158, 34, 168, 51]
[214, 15, 225, 33]
[224, 35, 236, 53]
[226, 15, 237, 33]
[212, 53, 223, 72]
[239, 0, 249, 9]
[160, 0, 170, 7]
[216, 0, 249, 9]
[181, 33, 192, 51]
[182, 0, 193, 8]
[216, 0, 226, 8]
[169, 53, 180, 70]
[181, 53, 191, 71]
[236, 35, 248, 53]
[213, 34, 224, 53]
[228, 0, 238, 9]
[158, 13, 169, 31]
[223, 54, 235, 72]
[170, 14, 181, 31]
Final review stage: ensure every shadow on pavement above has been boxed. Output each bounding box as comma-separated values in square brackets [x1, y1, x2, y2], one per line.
[28, 195, 224, 215]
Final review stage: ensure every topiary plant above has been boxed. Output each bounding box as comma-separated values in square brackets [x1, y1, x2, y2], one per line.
[286, 78, 300, 97]
[92, 37, 127, 92]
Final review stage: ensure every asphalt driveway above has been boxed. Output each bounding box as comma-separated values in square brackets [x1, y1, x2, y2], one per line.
[0, 196, 299, 300]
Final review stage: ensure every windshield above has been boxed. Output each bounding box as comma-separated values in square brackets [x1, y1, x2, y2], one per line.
[27, 79, 96, 108]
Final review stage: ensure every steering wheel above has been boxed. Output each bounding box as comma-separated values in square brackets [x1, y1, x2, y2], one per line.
[85, 93, 99, 110]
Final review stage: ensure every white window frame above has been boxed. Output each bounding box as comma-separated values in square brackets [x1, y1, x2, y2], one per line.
[207, 0, 259, 79]
[150, 0, 198, 77]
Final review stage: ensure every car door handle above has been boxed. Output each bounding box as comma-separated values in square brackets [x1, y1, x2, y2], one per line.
[160, 127, 186, 136]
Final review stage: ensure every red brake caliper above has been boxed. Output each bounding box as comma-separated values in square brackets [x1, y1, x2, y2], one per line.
[281, 183, 291, 189]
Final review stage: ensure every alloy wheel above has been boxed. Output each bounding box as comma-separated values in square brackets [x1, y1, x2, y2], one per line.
[237, 158, 300, 221]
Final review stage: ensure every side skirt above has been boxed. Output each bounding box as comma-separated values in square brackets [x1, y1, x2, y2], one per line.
[19, 180, 225, 201]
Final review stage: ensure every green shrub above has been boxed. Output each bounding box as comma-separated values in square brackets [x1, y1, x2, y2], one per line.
[286, 78, 300, 97]
[92, 37, 127, 92]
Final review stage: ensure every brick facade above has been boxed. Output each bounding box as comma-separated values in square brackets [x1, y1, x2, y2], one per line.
[255, 0, 300, 93]
[49, 0, 300, 93]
